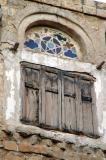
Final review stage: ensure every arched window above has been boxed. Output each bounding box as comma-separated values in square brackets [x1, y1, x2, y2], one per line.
[24, 27, 80, 59]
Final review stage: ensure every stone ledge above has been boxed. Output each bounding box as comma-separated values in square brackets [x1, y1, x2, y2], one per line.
[83, 5, 96, 15]
[97, 8, 106, 18]
[24, 0, 106, 18]
[3, 124, 106, 151]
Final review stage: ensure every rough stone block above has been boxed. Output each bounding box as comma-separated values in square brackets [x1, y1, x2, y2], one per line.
[3, 141, 18, 151]
[31, 144, 50, 155]
[41, 139, 52, 147]
[26, 155, 43, 160]
[5, 152, 24, 160]
[62, 0, 82, 12]
[96, 2, 106, 9]
[84, 0, 96, 7]
[18, 142, 32, 152]
[97, 9, 106, 18]
[83, 5, 96, 15]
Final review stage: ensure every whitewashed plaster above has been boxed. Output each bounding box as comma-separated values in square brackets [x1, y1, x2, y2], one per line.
[2, 49, 106, 138]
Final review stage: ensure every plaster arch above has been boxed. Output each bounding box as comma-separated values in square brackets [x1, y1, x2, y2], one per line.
[15, 4, 95, 62]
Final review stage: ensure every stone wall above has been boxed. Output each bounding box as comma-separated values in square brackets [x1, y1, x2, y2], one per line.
[0, 125, 105, 160]
[0, 54, 4, 124]
[0, 0, 106, 159]
[1, 0, 106, 18]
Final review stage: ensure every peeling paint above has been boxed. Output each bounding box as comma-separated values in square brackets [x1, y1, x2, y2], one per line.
[94, 73, 102, 100]
[5, 69, 16, 120]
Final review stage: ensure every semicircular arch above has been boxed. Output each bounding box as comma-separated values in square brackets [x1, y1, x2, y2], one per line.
[17, 12, 95, 62]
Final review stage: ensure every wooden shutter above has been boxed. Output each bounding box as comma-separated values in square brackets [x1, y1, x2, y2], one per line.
[39, 66, 61, 129]
[22, 66, 40, 125]
[21, 62, 96, 136]
[61, 71, 77, 132]
[80, 80, 94, 135]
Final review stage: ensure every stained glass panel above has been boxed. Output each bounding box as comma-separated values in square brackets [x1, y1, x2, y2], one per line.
[24, 27, 80, 59]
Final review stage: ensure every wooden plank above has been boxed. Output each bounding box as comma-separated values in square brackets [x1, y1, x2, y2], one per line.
[24, 88, 39, 124]
[31, 69, 39, 89]
[24, 67, 32, 84]
[45, 92, 58, 127]
[21, 67, 27, 121]
[75, 78, 83, 132]
[83, 102, 94, 135]
[21, 61, 40, 70]
[44, 69, 59, 128]
[64, 96, 77, 131]
[91, 84, 98, 136]
[62, 73, 77, 131]
[39, 67, 46, 125]
[58, 71, 62, 129]
[81, 81, 94, 135]
[61, 72, 65, 129]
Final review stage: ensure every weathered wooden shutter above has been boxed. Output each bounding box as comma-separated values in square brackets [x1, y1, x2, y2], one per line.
[21, 63, 96, 136]
[79, 79, 94, 135]
[39, 66, 61, 129]
[21, 66, 40, 125]
[61, 71, 77, 132]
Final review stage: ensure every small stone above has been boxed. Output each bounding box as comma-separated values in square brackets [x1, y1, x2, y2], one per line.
[18, 142, 32, 152]
[41, 139, 52, 147]
[26, 155, 43, 160]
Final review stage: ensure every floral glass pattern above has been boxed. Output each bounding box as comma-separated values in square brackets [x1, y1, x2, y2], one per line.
[24, 27, 79, 59]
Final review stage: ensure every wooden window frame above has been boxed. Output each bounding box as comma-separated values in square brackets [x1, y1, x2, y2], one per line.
[20, 61, 96, 136]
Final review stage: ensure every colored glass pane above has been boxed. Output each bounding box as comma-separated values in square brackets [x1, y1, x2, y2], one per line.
[25, 27, 78, 59]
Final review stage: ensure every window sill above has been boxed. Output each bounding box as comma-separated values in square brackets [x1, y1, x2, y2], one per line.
[3, 123, 106, 150]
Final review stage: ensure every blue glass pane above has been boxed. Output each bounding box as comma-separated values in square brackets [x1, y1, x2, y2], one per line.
[64, 50, 77, 58]
[53, 38, 60, 46]
[72, 48, 77, 55]
[47, 42, 54, 49]
[47, 50, 55, 54]
[54, 34, 66, 41]
[43, 36, 51, 41]
[24, 39, 38, 49]
[56, 47, 61, 54]
[41, 41, 46, 50]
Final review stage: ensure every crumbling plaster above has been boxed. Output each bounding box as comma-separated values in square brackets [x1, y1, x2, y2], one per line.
[1, 0, 106, 152]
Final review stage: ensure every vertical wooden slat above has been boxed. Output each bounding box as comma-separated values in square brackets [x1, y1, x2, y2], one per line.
[58, 71, 62, 129]
[44, 70, 59, 128]
[21, 67, 32, 122]
[39, 66, 42, 125]
[25, 88, 39, 124]
[39, 66, 46, 125]
[61, 72, 65, 129]
[31, 69, 39, 89]
[91, 84, 98, 136]
[21, 67, 26, 121]
[62, 73, 76, 131]
[83, 102, 93, 134]
[75, 78, 83, 132]
[81, 80, 94, 135]
[45, 92, 58, 127]
[22, 67, 40, 124]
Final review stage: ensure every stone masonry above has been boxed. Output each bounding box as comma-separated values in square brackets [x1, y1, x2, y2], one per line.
[0, 0, 106, 159]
